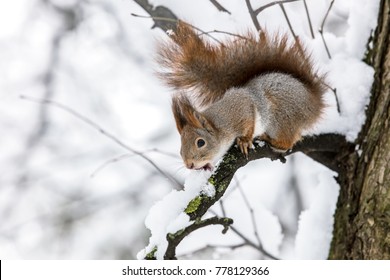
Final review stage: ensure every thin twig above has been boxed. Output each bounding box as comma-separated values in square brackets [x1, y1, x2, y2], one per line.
[230, 226, 279, 260]
[279, 3, 306, 55]
[20, 95, 183, 190]
[331, 87, 341, 113]
[90, 148, 179, 178]
[199, 30, 248, 40]
[303, 0, 315, 39]
[245, 0, 262, 31]
[235, 178, 263, 248]
[218, 201, 279, 260]
[320, 0, 335, 34]
[319, 0, 335, 59]
[319, 31, 332, 59]
[131, 13, 222, 43]
[90, 153, 133, 178]
[177, 243, 246, 258]
[209, 0, 231, 14]
[279, 3, 297, 39]
[219, 200, 226, 216]
[254, 0, 300, 15]
[321, 80, 340, 113]
[150, 148, 180, 159]
[131, 13, 177, 23]
[333, 88, 340, 113]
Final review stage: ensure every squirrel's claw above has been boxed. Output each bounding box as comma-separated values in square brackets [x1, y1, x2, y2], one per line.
[236, 137, 253, 159]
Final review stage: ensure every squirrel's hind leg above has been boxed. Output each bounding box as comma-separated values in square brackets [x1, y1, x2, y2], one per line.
[255, 133, 298, 153]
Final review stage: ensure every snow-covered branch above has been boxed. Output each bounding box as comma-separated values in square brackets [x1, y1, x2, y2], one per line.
[139, 133, 352, 259]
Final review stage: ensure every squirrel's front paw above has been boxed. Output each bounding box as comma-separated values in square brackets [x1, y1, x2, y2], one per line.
[236, 137, 253, 159]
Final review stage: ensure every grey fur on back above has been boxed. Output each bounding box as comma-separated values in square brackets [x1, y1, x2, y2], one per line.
[245, 72, 322, 140]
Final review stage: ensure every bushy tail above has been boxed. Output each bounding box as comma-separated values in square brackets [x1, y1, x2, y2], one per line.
[157, 21, 326, 107]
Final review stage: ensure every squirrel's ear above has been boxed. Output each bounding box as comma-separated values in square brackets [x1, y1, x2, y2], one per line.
[171, 95, 217, 134]
[172, 96, 187, 134]
[193, 111, 217, 134]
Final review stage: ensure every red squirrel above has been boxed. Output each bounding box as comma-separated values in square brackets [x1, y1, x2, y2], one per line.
[157, 22, 326, 171]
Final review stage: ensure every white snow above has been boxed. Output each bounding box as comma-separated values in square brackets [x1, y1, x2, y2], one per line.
[254, 204, 284, 257]
[310, 53, 375, 141]
[137, 171, 212, 259]
[294, 172, 340, 259]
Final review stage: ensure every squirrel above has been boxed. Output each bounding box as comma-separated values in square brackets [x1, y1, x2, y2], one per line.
[157, 21, 327, 171]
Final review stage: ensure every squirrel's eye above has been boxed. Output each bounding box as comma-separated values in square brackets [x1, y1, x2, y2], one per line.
[196, 138, 206, 148]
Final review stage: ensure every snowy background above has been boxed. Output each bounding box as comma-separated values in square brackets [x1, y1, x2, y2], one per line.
[0, 0, 379, 259]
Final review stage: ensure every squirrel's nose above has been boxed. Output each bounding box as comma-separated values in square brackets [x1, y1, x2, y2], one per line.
[186, 162, 194, 169]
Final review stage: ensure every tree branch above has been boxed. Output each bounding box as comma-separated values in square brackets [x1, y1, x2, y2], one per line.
[163, 216, 233, 260]
[235, 179, 262, 247]
[187, 133, 352, 221]
[245, 0, 262, 31]
[133, 0, 178, 32]
[229, 226, 279, 260]
[319, 0, 335, 59]
[209, 0, 231, 14]
[279, 3, 299, 43]
[303, 0, 315, 39]
[219, 200, 279, 259]
[151, 133, 351, 259]
[254, 0, 300, 15]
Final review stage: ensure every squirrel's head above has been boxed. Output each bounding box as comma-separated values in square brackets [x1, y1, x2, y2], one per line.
[172, 96, 223, 171]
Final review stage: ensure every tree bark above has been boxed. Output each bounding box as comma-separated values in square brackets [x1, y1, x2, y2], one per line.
[329, 0, 390, 259]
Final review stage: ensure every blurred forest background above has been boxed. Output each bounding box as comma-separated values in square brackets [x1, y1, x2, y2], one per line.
[0, 0, 378, 259]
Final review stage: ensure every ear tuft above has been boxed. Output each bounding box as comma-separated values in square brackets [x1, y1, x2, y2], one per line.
[193, 111, 217, 134]
[171, 95, 217, 133]
[171, 96, 187, 134]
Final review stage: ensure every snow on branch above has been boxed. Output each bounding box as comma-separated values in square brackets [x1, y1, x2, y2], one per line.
[138, 134, 352, 259]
